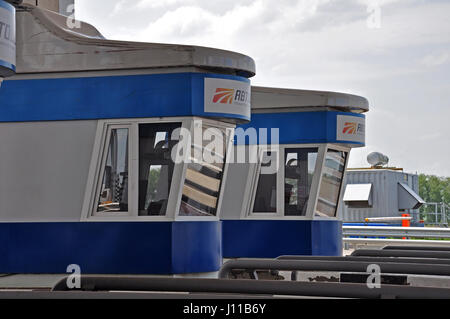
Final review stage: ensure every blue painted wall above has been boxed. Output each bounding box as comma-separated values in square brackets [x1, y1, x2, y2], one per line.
[222, 219, 342, 258]
[0, 221, 222, 274]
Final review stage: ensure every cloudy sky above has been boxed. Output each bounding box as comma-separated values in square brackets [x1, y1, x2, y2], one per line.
[75, 0, 450, 176]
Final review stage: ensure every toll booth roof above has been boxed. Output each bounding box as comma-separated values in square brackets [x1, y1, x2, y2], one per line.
[14, 3, 255, 77]
[251, 86, 369, 114]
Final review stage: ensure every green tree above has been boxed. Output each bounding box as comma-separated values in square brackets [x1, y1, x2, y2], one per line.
[419, 174, 450, 203]
[418, 174, 450, 222]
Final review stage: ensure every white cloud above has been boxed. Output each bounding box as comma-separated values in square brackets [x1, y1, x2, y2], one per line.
[144, 6, 216, 40]
[126, 0, 332, 48]
[422, 52, 450, 67]
[136, 0, 187, 8]
[74, 0, 450, 176]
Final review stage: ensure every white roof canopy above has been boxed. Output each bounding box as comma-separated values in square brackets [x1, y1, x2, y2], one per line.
[14, 4, 256, 76]
[251, 86, 369, 114]
[343, 183, 373, 207]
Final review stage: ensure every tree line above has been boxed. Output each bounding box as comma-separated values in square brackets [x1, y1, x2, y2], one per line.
[418, 174, 450, 204]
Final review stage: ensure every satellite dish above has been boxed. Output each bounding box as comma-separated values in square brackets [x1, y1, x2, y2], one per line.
[367, 152, 389, 167]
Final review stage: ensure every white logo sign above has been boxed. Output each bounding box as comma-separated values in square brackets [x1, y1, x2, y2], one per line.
[336, 115, 365, 144]
[0, 1, 15, 73]
[204, 78, 251, 120]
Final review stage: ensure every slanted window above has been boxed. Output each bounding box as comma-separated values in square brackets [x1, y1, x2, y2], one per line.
[316, 149, 347, 217]
[96, 127, 129, 213]
[139, 123, 181, 216]
[284, 148, 318, 216]
[179, 124, 228, 216]
[252, 151, 278, 213]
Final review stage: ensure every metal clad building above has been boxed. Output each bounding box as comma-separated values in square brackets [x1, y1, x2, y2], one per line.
[337, 168, 422, 223]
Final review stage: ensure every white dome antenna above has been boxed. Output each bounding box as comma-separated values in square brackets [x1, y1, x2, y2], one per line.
[367, 152, 389, 167]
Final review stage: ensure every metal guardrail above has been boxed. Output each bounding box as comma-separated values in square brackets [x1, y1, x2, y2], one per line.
[351, 249, 450, 259]
[344, 237, 450, 248]
[383, 245, 450, 251]
[342, 225, 450, 248]
[276, 255, 450, 265]
[343, 226, 450, 238]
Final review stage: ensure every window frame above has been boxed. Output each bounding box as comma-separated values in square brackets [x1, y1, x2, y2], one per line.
[247, 146, 283, 218]
[245, 144, 350, 220]
[283, 146, 323, 218]
[313, 144, 350, 219]
[137, 121, 186, 219]
[175, 117, 236, 221]
[81, 117, 235, 222]
[91, 123, 135, 218]
[82, 117, 190, 221]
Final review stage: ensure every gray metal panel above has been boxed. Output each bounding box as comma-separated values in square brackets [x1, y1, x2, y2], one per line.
[343, 183, 372, 207]
[338, 169, 422, 223]
[398, 182, 425, 210]
[338, 170, 385, 222]
[0, 120, 97, 222]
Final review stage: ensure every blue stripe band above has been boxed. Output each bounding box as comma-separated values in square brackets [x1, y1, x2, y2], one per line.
[0, 72, 250, 123]
[235, 111, 366, 146]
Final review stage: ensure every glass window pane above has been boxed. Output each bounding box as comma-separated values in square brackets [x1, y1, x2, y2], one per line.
[139, 123, 181, 216]
[316, 150, 347, 217]
[284, 148, 318, 216]
[179, 124, 228, 216]
[252, 151, 277, 213]
[97, 128, 129, 213]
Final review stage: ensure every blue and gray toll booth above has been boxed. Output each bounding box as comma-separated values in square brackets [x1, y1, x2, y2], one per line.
[0, 3, 254, 275]
[221, 86, 369, 257]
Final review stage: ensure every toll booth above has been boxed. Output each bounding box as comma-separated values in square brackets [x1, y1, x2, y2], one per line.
[0, 3, 254, 275]
[221, 86, 369, 257]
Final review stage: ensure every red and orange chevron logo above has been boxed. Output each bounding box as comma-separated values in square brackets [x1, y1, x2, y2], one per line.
[343, 122, 357, 134]
[213, 88, 235, 104]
